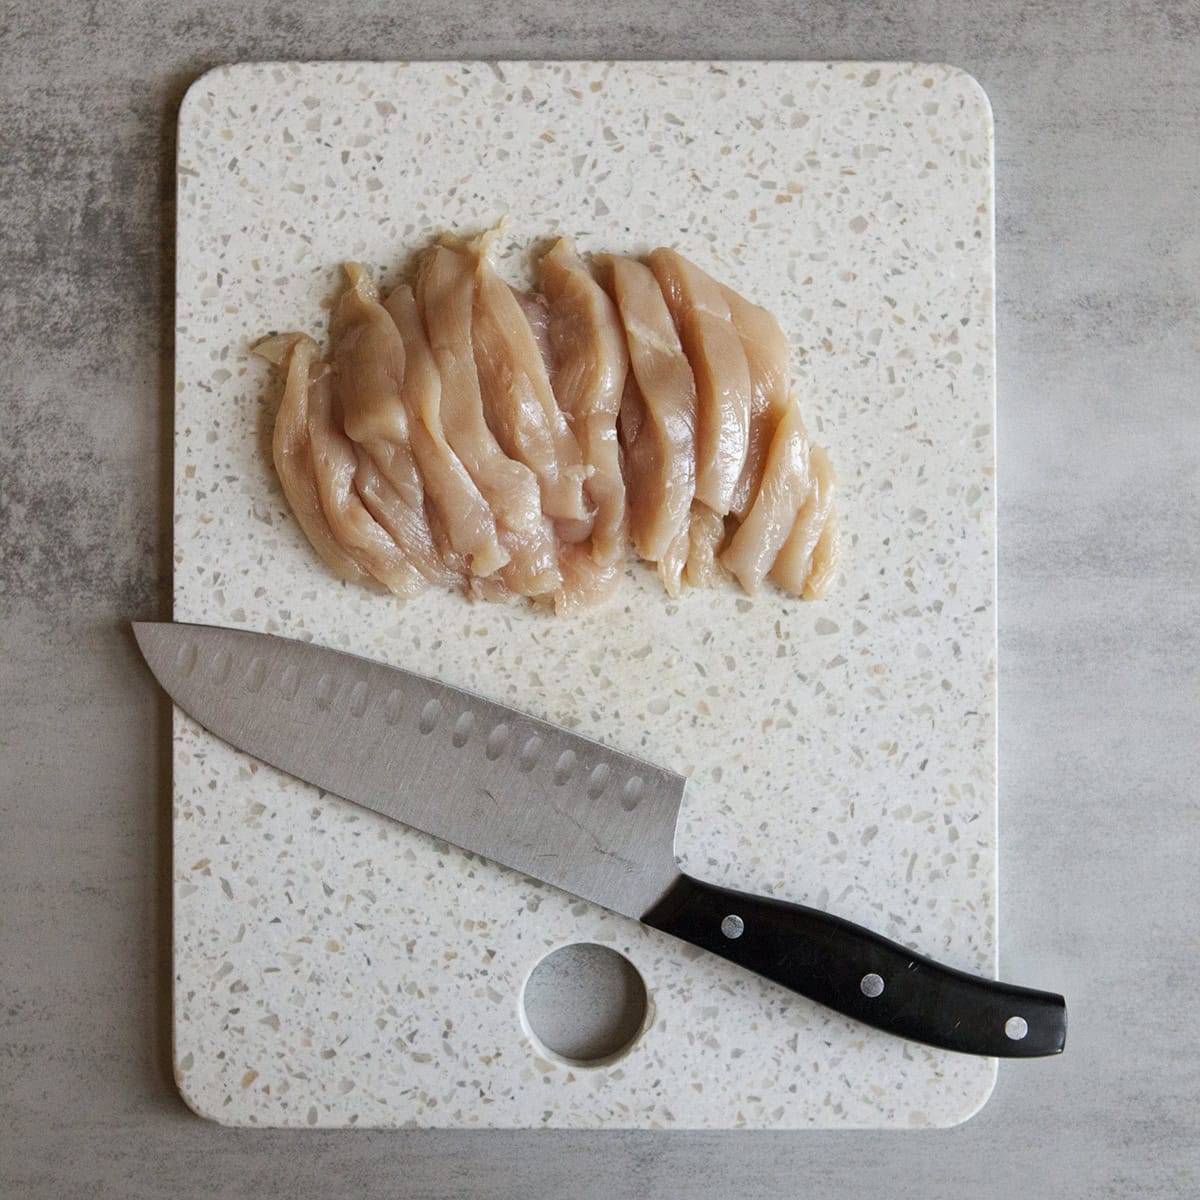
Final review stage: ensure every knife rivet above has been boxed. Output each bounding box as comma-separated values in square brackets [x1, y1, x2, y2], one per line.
[1005, 1016, 1028, 1040]
[720, 915, 744, 939]
[383, 689, 404, 725]
[349, 680, 369, 718]
[860, 972, 885, 998]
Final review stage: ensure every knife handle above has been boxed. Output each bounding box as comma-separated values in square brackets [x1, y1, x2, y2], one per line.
[642, 875, 1066, 1057]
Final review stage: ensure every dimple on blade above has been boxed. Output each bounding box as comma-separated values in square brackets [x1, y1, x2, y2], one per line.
[134, 621, 686, 919]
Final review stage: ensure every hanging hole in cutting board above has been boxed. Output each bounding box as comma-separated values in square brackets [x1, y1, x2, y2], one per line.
[519, 944, 650, 1068]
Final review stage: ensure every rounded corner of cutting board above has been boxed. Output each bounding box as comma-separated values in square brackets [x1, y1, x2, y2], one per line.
[173, 1063, 242, 1128]
[177, 63, 246, 133]
[930, 1058, 999, 1130]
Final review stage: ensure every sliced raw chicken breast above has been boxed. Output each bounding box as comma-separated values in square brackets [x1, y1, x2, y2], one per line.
[720, 282, 792, 520]
[649, 249, 750, 515]
[416, 240, 560, 597]
[472, 233, 590, 525]
[353, 444, 461, 589]
[722, 398, 812, 594]
[603, 255, 696, 597]
[307, 369, 426, 598]
[510, 286, 554, 375]
[803, 508, 840, 600]
[540, 237, 629, 566]
[550, 544, 622, 617]
[769, 444, 837, 597]
[329, 262, 408, 445]
[382, 283, 510, 579]
[253, 343, 423, 600]
[684, 502, 728, 589]
[329, 263, 454, 587]
[255, 332, 375, 587]
[256, 231, 838, 611]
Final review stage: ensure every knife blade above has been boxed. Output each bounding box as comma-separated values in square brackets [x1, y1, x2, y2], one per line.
[135, 620, 1067, 1058]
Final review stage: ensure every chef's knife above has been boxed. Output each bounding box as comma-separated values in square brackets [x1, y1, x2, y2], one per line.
[134, 621, 1067, 1058]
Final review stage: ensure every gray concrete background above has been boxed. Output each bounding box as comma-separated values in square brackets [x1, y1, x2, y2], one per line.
[2, 2, 1197, 1196]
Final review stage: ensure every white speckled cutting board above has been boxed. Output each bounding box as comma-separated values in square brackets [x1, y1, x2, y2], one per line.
[173, 60, 997, 1128]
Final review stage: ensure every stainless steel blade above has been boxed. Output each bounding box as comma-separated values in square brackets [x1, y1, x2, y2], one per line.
[135, 621, 684, 918]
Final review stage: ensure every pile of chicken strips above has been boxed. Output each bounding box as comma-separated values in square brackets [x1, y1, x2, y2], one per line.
[256, 231, 839, 614]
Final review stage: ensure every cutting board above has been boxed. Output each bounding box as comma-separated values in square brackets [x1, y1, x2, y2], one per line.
[172, 60, 998, 1128]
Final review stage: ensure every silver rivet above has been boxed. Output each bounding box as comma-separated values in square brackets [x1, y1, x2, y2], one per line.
[383, 689, 404, 725]
[315, 673, 336, 711]
[349, 680, 369, 717]
[860, 972, 885, 998]
[720, 915, 744, 939]
[1005, 1016, 1028, 1041]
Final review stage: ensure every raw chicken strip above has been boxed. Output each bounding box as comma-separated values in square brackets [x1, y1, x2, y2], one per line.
[684, 503, 728, 589]
[255, 333, 375, 587]
[308, 367, 426, 598]
[618, 369, 646, 446]
[506, 291, 596, 545]
[382, 284, 510, 579]
[604, 255, 696, 597]
[417, 241, 560, 596]
[353, 444, 461, 589]
[472, 234, 590, 525]
[721, 283, 792, 520]
[330, 263, 455, 586]
[769, 444, 837, 597]
[649, 249, 751, 515]
[540, 237, 629, 566]
[551, 545, 622, 617]
[330, 262, 408, 445]
[511, 286, 554, 375]
[512, 278, 588, 563]
[803, 508, 840, 600]
[722, 398, 812, 594]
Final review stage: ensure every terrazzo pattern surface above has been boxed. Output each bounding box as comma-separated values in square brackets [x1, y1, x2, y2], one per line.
[172, 60, 997, 1128]
[10, 2, 1200, 1195]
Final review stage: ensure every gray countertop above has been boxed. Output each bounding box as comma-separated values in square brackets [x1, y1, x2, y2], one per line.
[2, 3, 1197, 1196]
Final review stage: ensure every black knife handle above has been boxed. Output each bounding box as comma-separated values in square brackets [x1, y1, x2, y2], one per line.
[643, 875, 1066, 1057]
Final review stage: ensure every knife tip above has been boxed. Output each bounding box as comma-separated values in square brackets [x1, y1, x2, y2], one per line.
[131, 620, 172, 675]
[131, 619, 157, 646]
